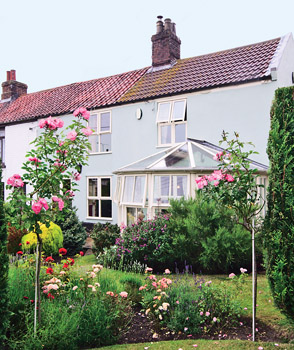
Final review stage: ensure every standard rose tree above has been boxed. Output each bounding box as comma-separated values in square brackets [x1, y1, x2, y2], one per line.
[6, 107, 92, 330]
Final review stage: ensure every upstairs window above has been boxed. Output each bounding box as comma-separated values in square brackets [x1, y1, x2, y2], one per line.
[0, 128, 5, 166]
[157, 100, 187, 146]
[88, 111, 111, 153]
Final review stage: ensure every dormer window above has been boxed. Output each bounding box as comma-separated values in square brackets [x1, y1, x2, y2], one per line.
[157, 99, 187, 146]
[88, 111, 111, 153]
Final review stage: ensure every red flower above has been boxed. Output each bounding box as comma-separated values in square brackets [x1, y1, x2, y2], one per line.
[80, 251, 84, 256]
[67, 258, 74, 266]
[19, 243, 22, 246]
[59, 248, 67, 256]
[17, 251, 23, 255]
[23, 296, 29, 300]
[63, 263, 69, 269]
[46, 267, 53, 275]
[26, 241, 30, 245]
[47, 293, 55, 300]
[30, 300, 34, 304]
[45, 256, 54, 263]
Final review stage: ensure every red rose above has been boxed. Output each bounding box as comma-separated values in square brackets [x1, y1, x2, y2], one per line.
[63, 263, 69, 269]
[59, 248, 67, 256]
[26, 241, 30, 245]
[23, 296, 29, 300]
[17, 251, 23, 255]
[80, 251, 84, 256]
[19, 243, 22, 246]
[46, 267, 53, 275]
[47, 293, 55, 300]
[30, 300, 34, 304]
[45, 256, 54, 263]
[67, 258, 74, 266]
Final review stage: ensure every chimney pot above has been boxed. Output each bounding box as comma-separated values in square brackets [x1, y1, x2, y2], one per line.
[6, 71, 11, 81]
[11, 70, 16, 81]
[151, 16, 181, 67]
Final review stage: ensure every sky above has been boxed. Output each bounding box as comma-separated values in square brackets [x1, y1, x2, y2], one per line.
[1, 0, 294, 93]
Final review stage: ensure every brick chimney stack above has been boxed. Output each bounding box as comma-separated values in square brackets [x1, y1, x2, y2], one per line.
[1, 70, 28, 100]
[151, 16, 181, 67]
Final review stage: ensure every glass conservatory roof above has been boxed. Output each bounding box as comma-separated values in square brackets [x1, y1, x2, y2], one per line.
[114, 139, 268, 173]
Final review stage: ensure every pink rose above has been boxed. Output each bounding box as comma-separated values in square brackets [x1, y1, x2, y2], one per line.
[39, 119, 47, 128]
[82, 126, 93, 136]
[119, 291, 128, 298]
[28, 157, 41, 164]
[74, 172, 81, 181]
[32, 202, 42, 214]
[225, 174, 234, 182]
[39, 198, 49, 210]
[7, 174, 24, 188]
[205, 311, 210, 317]
[73, 107, 90, 120]
[67, 131, 77, 141]
[229, 273, 236, 278]
[58, 199, 64, 211]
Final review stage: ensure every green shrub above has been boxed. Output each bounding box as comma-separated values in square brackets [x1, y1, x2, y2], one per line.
[55, 207, 87, 255]
[0, 165, 9, 344]
[21, 222, 63, 256]
[168, 195, 252, 273]
[115, 215, 173, 271]
[91, 222, 120, 255]
[265, 86, 294, 319]
[7, 223, 28, 254]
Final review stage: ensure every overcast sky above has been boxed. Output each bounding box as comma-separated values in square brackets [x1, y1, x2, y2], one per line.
[1, 0, 294, 93]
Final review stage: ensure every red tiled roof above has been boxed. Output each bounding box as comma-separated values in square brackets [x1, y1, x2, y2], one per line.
[119, 37, 281, 102]
[0, 36, 282, 125]
[0, 68, 149, 124]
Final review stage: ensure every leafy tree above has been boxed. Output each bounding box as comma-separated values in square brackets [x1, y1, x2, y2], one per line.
[265, 86, 294, 319]
[0, 164, 9, 343]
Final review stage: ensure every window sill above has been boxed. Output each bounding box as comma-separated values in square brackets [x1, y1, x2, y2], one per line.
[89, 152, 112, 156]
[86, 217, 113, 221]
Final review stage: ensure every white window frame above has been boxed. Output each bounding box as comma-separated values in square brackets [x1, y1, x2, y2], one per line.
[156, 99, 187, 146]
[88, 110, 112, 154]
[87, 176, 112, 219]
[121, 175, 147, 206]
[152, 174, 189, 205]
[0, 128, 5, 166]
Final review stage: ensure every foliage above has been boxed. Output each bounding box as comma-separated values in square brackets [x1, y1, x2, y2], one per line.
[55, 206, 87, 256]
[7, 222, 28, 254]
[114, 215, 173, 271]
[140, 270, 242, 335]
[0, 165, 9, 343]
[21, 222, 63, 256]
[264, 86, 294, 320]
[168, 195, 252, 273]
[91, 222, 120, 255]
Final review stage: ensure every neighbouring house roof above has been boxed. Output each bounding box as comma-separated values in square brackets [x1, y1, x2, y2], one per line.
[119, 37, 281, 102]
[114, 139, 268, 174]
[0, 35, 285, 126]
[0, 68, 148, 125]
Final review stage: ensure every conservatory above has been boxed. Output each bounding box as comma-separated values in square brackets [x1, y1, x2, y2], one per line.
[113, 139, 268, 225]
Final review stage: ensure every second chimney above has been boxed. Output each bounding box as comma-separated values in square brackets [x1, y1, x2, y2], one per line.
[151, 16, 181, 67]
[1, 70, 28, 100]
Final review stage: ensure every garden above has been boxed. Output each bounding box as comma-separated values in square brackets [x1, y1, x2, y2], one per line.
[1, 87, 294, 350]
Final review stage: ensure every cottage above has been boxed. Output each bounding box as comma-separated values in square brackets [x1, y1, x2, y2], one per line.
[1, 16, 294, 225]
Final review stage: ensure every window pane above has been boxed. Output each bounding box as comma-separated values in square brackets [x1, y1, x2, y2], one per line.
[175, 123, 186, 143]
[101, 200, 112, 218]
[157, 102, 171, 122]
[123, 176, 134, 203]
[133, 176, 145, 203]
[89, 114, 98, 133]
[172, 100, 186, 121]
[160, 125, 171, 144]
[88, 199, 99, 217]
[114, 176, 121, 202]
[89, 134, 99, 153]
[100, 133, 111, 152]
[0, 129, 4, 137]
[127, 207, 136, 226]
[175, 175, 187, 197]
[101, 178, 111, 197]
[88, 178, 98, 197]
[100, 112, 110, 132]
[153, 176, 170, 204]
